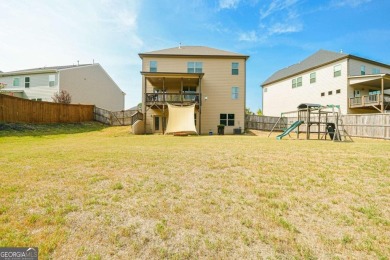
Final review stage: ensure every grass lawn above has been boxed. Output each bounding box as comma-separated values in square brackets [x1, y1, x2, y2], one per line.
[0, 122, 389, 259]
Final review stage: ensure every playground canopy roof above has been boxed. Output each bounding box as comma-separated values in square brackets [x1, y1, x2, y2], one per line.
[297, 103, 322, 109]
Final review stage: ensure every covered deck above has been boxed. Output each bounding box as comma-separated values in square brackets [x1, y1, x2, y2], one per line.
[348, 74, 390, 113]
[141, 71, 204, 134]
[141, 72, 203, 108]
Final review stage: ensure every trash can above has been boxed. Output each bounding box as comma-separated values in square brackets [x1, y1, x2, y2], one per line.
[217, 125, 225, 135]
[326, 123, 335, 140]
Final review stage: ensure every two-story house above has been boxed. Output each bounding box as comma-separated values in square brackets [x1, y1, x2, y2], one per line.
[137, 46, 249, 135]
[0, 63, 125, 111]
[262, 50, 390, 116]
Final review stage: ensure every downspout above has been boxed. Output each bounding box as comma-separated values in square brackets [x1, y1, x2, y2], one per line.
[261, 84, 264, 116]
[163, 77, 165, 134]
[244, 58, 247, 131]
[143, 76, 147, 134]
[199, 76, 202, 135]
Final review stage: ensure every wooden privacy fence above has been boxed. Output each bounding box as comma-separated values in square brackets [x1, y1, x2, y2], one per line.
[342, 114, 390, 140]
[0, 94, 94, 123]
[94, 107, 143, 126]
[246, 114, 390, 140]
[246, 115, 287, 131]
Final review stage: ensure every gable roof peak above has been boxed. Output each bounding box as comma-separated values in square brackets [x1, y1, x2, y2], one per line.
[139, 45, 249, 59]
[262, 49, 349, 85]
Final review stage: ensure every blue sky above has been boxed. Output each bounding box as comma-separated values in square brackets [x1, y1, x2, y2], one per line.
[1, 0, 390, 111]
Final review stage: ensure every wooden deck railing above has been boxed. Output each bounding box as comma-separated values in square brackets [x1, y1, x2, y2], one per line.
[145, 93, 200, 104]
[94, 107, 143, 126]
[350, 94, 381, 108]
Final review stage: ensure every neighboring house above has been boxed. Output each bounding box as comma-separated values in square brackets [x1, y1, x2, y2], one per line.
[138, 46, 249, 134]
[0, 64, 125, 111]
[262, 50, 390, 116]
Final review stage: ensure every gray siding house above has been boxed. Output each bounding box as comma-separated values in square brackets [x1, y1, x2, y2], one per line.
[0, 64, 125, 111]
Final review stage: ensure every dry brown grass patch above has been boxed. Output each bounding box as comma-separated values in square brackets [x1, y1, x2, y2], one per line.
[0, 125, 389, 259]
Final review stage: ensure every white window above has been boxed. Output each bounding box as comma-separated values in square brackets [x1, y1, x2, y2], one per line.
[220, 113, 235, 126]
[369, 89, 380, 95]
[361, 65, 366, 75]
[25, 77, 30, 88]
[49, 75, 55, 87]
[334, 64, 341, 77]
[264, 87, 268, 93]
[150, 61, 157, 72]
[372, 68, 380, 74]
[231, 86, 239, 99]
[13, 78, 20, 87]
[297, 77, 302, 87]
[310, 72, 316, 84]
[183, 86, 196, 100]
[232, 62, 239, 75]
[292, 77, 302, 88]
[187, 62, 203, 73]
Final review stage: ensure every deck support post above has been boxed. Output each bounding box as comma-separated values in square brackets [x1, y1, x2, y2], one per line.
[381, 77, 384, 113]
[162, 77, 165, 134]
[306, 109, 310, 140]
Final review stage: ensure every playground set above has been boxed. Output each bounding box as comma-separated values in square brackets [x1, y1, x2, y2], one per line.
[269, 103, 353, 142]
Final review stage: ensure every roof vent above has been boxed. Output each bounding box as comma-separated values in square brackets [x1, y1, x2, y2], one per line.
[178, 42, 182, 49]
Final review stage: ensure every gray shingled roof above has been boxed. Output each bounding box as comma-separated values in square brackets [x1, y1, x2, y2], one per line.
[262, 50, 348, 86]
[2, 64, 93, 75]
[139, 46, 249, 58]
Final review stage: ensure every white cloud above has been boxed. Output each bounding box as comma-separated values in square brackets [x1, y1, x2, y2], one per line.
[268, 22, 303, 35]
[219, 0, 240, 9]
[204, 22, 231, 34]
[330, 0, 371, 8]
[239, 31, 259, 42]
[260, 0, 299, 19]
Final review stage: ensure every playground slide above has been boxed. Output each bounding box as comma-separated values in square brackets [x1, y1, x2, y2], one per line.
[276, 120, 304, 140]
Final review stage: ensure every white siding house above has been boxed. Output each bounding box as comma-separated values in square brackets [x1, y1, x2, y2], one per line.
[262, 50, 390, 116]
[0, 64, 125, 111]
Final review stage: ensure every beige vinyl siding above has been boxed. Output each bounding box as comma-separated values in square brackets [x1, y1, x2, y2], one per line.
[263, 59, 348, 116]
[348, 59, 390, 76]
[347, 59, 390, 114]
[0, 73, 59, 101]
[142, 56, 246, 134]
[59, 64, 124, 111]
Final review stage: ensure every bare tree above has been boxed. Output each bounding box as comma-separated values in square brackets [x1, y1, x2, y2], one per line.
[0, 83, 6, 92]
[52, 90, 72, 104]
